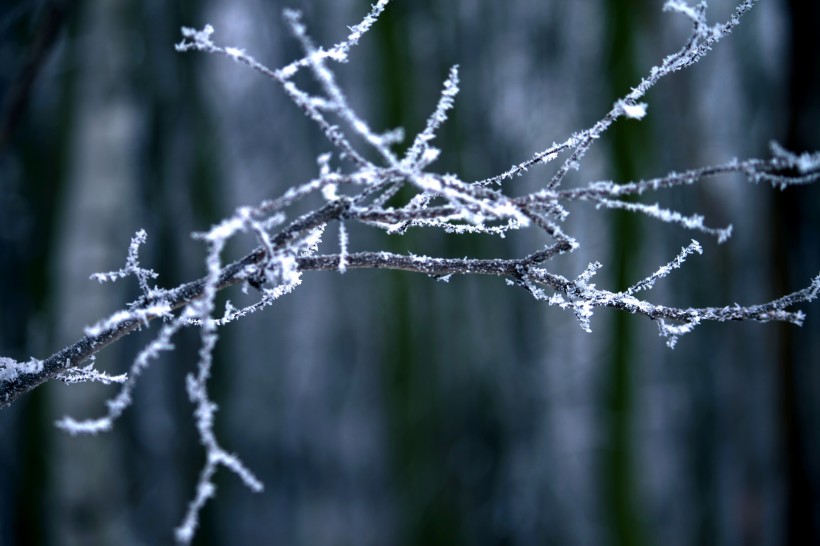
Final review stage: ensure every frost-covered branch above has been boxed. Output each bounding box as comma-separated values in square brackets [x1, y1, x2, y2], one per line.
[2, 1, 819, 544]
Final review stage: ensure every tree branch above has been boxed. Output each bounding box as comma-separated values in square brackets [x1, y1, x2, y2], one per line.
[2, 1, 819, 543]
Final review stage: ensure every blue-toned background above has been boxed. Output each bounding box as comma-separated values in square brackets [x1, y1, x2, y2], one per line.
[1, 0, 818, 544]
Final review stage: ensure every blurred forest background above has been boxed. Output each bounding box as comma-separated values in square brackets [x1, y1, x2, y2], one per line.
[1, 0, 819, 544]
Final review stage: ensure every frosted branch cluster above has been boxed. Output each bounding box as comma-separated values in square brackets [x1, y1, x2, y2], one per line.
[1, 1, 819, 543]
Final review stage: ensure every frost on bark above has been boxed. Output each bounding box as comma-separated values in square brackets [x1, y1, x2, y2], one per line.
[1, 1, 819, 544]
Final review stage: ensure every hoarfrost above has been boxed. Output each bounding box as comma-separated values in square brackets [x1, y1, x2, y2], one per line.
[2, 2, 817, 545]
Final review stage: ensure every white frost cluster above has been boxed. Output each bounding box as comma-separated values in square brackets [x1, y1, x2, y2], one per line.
[618, 100, 648, 120]
[0, 357, 43, 384]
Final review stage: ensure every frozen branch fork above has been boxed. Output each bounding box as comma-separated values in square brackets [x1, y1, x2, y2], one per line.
[1, 1, 819, 543]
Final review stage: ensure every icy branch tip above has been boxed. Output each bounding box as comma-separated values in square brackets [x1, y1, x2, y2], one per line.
[176, 24, 216, 52]
[770, 141, 820, 174]
[54, 416, 113, 436]
[663, 0, 707, 24]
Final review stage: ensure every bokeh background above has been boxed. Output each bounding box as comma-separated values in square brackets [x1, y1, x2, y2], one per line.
[1, 0, 818, 544]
